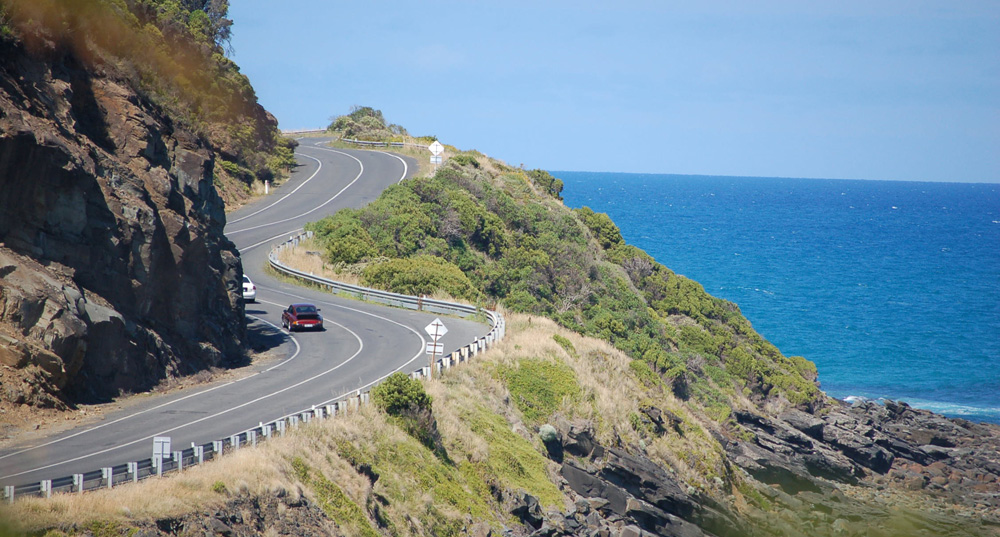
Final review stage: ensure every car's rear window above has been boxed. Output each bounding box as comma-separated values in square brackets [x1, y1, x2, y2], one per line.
[296, 305, 317, 313]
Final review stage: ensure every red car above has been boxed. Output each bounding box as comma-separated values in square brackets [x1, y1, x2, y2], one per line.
[281, 304, 324, 332]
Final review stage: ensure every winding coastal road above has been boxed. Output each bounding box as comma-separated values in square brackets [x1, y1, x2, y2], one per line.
[0, 139, 489, 489]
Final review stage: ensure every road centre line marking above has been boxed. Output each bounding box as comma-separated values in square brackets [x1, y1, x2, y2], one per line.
[0, 315, 300, 473]
[1, 147, 413, 480]
[227, 154, 323, 225]
[1, 318, 363, 481]
[241, 228, 303, 253]
[257, 289, 428, 419]
[227, 148, 363, 235]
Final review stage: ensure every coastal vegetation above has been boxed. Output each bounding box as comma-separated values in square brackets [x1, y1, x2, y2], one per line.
[309, 109, 821, 426]
[0, 0, 296, 203]
[0, 314, 721, 536]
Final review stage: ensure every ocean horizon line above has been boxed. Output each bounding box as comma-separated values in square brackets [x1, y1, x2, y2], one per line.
[549, 169, 1000, 186]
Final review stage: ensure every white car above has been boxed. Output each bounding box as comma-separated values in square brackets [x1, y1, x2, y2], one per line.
[242, 275, 257, 303]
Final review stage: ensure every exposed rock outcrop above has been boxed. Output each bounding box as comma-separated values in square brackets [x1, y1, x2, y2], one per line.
[518, 402, 1000, 537]
[0, 35, 247, 405]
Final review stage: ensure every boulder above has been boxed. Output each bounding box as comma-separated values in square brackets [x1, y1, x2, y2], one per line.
[510, 493, 544, 530]
[779, 408, 825, 439]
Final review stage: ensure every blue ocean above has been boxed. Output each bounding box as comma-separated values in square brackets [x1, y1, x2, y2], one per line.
[557, 172, 1000, 424]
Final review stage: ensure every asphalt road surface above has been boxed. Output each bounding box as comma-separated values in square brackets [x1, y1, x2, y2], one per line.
[0, 140, 490, 489]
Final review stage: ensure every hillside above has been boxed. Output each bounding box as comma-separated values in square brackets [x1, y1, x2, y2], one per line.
[0, 7, 998, 534]
[298, 119, 1000, 535]
[0, 0, 293, 416]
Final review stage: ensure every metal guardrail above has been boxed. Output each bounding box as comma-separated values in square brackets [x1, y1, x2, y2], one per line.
[3, 233, 504, 502]
[340, 138, 432, 149]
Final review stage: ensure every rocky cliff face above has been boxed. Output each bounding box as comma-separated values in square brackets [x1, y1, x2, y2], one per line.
[519, 402, 1000, 536]
[0, 36, 246, 406]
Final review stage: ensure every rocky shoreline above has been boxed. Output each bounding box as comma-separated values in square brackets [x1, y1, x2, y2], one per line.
[522, 399, 999, 536]
[103, 398, 998, 537]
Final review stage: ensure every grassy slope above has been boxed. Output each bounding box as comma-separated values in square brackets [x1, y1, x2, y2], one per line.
[2, 144, 983, 534]
[306, 149, 823, 425]
[1, 314, 731, 536]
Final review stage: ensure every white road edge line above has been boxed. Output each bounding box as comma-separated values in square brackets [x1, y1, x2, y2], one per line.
[227, 148, 363, 235]
[1, 318, 363, 480]
[0, 314, 300, 473]
[1, 144, 416, 480]
[227, 153, 323, 225]
[373, 150, 409, 183]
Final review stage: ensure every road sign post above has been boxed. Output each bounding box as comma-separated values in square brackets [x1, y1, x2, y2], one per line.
[424, 318, 448, 379]
[428, 141, 444, 172]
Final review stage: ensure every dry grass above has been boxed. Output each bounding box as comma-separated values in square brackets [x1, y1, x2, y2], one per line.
[0, 442, 294, 532]
[276, 238, 362, 286]
[0, 310, 729, 533]
[437, 313, 730, 493]
[277, 238, 479, 308]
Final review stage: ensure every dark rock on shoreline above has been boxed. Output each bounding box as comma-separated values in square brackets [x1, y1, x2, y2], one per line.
[525, 399, 1000, 537]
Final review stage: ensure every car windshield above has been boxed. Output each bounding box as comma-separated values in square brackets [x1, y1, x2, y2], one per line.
[295, 305, 317, 313]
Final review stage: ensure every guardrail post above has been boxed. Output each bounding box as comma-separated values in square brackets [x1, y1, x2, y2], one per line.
[289, 415, 300, 428]
[276, 420, 286, 436]
[326, 404, 336, 418]
[313, 405, 324, 420]
[195, 445, 205, 465]
[230, 435, 240, 450]
[213, 440, 224, 457]
[73, 473, 84, 493]
[360, 392, 370, 406]
[3, 485, 13, 503]
[248, 429, 257, 447]
[128, 462, 138, 483]
[41, 480, 51, 499]
[301, 411, 311, 424]
[156, 455, 163, 477]
[102, 467, 113, 489]
[173, 451, 183, 472]
[262, 423, 272, 438]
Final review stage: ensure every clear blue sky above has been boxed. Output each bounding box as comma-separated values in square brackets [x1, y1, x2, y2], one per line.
[229, 1, 999, 183]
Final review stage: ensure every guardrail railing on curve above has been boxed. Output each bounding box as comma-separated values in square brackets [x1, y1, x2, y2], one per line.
[340, 137, 433, 149]
[3, 233, 504, 502]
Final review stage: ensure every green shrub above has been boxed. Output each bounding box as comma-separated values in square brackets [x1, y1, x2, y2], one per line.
[527, 169, 564, 199]
[450, 154, 480, 168]
[496, 358, 580, 424]
[371, 372, 432, 416]
[574, 207, 623, 250]
[362, 256, 479, 301]
[552, 334, 576, 357]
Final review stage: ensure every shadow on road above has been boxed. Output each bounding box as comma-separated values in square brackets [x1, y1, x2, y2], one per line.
[247, 316, 288, 356]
